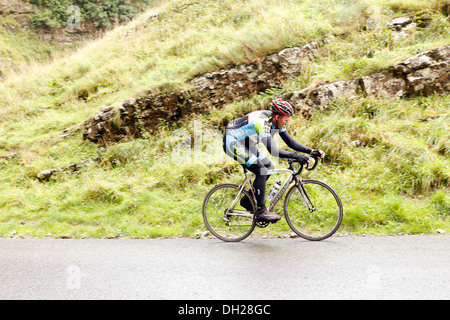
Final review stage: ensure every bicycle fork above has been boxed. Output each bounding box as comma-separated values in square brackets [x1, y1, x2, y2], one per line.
[296, 179, 317, 213]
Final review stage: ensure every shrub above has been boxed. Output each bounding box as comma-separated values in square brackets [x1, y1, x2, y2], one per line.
[30, 0, 150, 29]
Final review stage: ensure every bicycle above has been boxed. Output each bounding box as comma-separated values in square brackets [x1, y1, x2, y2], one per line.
[202, 157, 343, 242]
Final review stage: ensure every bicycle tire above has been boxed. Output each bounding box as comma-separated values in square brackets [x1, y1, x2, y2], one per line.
[284, 179, 343, 241]
[202, 183, 256, 242]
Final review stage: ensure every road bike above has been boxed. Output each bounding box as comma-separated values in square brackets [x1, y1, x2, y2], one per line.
[202, 157, 343, 242]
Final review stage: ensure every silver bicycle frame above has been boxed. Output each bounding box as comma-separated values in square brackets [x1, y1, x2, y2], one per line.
[227, 165, 316, 217]
[228, 168, 293, 212]
[225, 172, 255, 219]
[266, 168, 294, 211]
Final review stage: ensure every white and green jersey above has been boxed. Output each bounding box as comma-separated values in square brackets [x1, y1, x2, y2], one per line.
[225, 111, 286, 144]
[224, 110, 312, 167]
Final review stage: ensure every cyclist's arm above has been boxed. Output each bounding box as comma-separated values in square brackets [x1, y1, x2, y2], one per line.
[260, 135, 301, 159]
[279, 129, 312, 154]
[254, 119, 296, 159]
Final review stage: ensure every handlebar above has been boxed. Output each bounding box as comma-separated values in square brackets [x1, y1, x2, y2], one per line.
[288, 156, 324, 176]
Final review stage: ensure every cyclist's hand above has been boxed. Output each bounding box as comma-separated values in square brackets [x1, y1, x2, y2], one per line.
[311, 149, 325, 159]
[294, 153, 311, 165]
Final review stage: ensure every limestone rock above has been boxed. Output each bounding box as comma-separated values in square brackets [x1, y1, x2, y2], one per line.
[282, 45, 450, 116]
[83, 39, 332, 146]
[83, 43, 449, 147]
[0, 0, 32, 14]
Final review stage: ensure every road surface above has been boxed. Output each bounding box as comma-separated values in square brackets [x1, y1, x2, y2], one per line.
[1, 235, 449, 300]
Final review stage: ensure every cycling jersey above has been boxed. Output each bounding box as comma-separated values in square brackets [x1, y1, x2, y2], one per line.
[224, 111, 312, 167]
[225, 110, 284, 143]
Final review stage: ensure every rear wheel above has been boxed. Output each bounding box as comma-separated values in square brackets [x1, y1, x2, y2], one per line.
[202, 183, 256, 242]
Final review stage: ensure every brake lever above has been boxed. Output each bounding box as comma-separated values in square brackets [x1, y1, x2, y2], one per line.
[306, 157, 318, 171]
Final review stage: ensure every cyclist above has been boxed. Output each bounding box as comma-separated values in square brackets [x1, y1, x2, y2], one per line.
[223, 99, 325, 223]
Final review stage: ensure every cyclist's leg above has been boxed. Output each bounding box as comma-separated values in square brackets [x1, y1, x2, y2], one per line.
[245, 147, 274, 208]
[244, 146, 282, 222]
[223, 135, 250, 164]
[224, 135, 266, 205]
[223, 135, 276, 210]
[247, 159, 281, 221]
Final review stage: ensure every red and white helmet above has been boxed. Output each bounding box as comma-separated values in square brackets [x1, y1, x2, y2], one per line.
[271, 99, 294, 116]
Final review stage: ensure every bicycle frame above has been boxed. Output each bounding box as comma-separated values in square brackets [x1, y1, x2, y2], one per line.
[265, 168, 294, 211]
[228, 165, 313, 216]
[224, 172, 255, 219]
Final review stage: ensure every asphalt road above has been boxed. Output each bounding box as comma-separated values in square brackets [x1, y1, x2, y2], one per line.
[1, 235, 449, 300]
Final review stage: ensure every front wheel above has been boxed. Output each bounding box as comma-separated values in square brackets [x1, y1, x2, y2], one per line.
[284, 179, 343, 241]
[202, 183, 256, 242]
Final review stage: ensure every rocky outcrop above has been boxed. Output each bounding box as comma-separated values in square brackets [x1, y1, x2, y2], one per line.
[0, 0, 32, 14]
[37, 158, 96, 181]
[191, 39, 331, 108]
[36, 22, 107, 43]
[83, 38, 332, 146]
[280, 45, 450, 117]
[84, 43, 449, 146]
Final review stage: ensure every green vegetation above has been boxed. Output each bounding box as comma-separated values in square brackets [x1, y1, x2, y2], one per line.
[0, 0, 163, 78]
[0, 0, 448, 238]
[30, 0, 153, 28]
[0, 13, 74, 78]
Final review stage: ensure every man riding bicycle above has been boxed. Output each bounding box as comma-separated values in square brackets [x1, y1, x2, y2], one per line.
[223, 99, 325, 223]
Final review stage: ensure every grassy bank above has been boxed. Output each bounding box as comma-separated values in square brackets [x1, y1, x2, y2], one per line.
[0, 0, 449, 238]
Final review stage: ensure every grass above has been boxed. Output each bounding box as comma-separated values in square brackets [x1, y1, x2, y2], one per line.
[0, 0, 449, 238]
[299, 95, 450, 235]
[0, 13, 81, 78]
